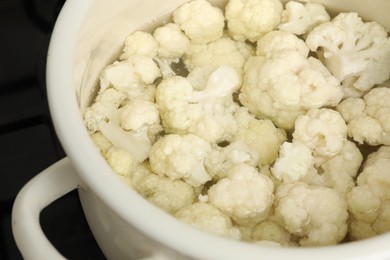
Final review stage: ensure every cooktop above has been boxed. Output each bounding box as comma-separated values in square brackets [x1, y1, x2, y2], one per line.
[0, 0, 105, 258]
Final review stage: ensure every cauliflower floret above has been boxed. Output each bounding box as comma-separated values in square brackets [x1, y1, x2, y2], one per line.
[225, 0, 283, 42]
[100, 56, 161, 101]
[293, 108, 348, 159]
[347, 146, 390, 240]
[273, 139, 362, 196]
[84, 88, 127, 133]
[120, 99, 162, 143]
[208, 163, 274, 226]
[336, 97, 366, 122]
[256, 30, 310, 58]
[120, 99, 159, 131]
[175, 202, 241, 240]
[156, 65, 240, 143]
[134, 170, 196, 214]
[251, 220, 294, 246]
[274, 182, 348, 246]
[337, 87, 390, 145]
[91, 132, 112, 155]
[153, 23, 190, 59]
[102, 56, 161, 87]
[271, 141, 314, 183]
[205, 141, 259, 180]
[239, 32, 343, 130]
[149, 134, 212, 187]
[98, 120, 152, 162]
[278, 1, 330, 35]
[186, 65, 216, 91]
[105, 147, 138, 177]
[234, 107, 286, 166]
[173, 0, 224, 44]
[316, 141, 363, 196]
[184, 37, 254, 75]
[120, 31, 158, 60]
[306, 12, 390, 97]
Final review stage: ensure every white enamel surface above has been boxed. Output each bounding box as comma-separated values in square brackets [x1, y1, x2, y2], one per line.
[14, 0, 390, 259]
[12, 159, 78, 260]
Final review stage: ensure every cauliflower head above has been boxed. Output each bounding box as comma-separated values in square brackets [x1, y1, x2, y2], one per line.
[306, 12, 390, 97]
[105, 147, 138, 177]
[120, 31, 158, 60]
[225, 0, 283, 42]
[184, 37, 254, 75]
[156, 66, 240, 143]
[316, 141, 363, 196]
[84, 88, 127, 133]
[347, 146, 390, 240]
[134, 170, 196, 214]
[234, 107, 287, 166]
[239, 32, 343, 130]
[278, 1, 330, 35]
[205, 141, 259, 180]
[271, 141, 314, 183]
[175, 202, 241, 240]
[119, 99, 162, 142]
[274, 182, 348, 246]
[149, 134, 212, 187]
[173, 0, 225, 44]
[337, 87, 390, 146]
[208, 163, 274, 226]
[153, 23, 190, 59]
[251, 220, 294, 246]
[99, 57, 160, 102]
[293, 108, 348, 159]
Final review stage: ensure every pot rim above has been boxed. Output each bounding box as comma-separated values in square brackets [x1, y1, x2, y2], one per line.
[46, 0, 390, 259]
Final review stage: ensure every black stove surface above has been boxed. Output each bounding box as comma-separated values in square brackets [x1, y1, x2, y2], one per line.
[0, 0, 105, 259]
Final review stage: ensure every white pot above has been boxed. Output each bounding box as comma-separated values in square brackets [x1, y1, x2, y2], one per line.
[11, 0, 390, 259]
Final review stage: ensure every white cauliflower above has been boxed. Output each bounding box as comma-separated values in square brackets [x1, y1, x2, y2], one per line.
[306, 12, 390, 97]
[314, 141, 363, 196]
[186, 65, 216, 91]
[208, 163, 274, 226]
[278, 1, 330, 35]
[98, 120, 152, 162]
[175, 202, 241, 240]
[293, 108, 348, 160]
[225, 0, 283, 42]
[337, 87, 390, 145]
[99, 56, 161, 101]
[84, 0, 390, 248]
[173, 0, 225, 44]
[104, 147, 138, 177]
[251, 220, 294, 246]
[90, 132, 112, 155]
[119, 99, 162, 143]
[347, 146, 390, 240]
[84, 88, 127, 133]
[256, 30, 310, 58]
[149, 134, 212, 187]
[153, 23, 190, 59]
[205, 141, 259, 180]
[134, 169, 196, 214]
[234, 107, 286, 166]
[120, 31, 158, 60]
[271, 141, 314, 183]
[274, 182, 348, 246]
[156, 65, 240, 143]
[184, 37, 254, 74]
[271, 139, 362, 196]
[86, 91, 161, 163]
[239, 31, 343, 130]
